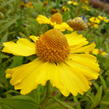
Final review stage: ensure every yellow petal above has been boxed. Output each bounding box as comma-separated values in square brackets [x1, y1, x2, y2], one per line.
[36, 15, 53, 25]
[66, 54, 100, 80]
[29, 35, 39, 42]
[50, 63, 90, 96]
[70, 43, 96, 53]
[6, 58, 90, 96]
[6, 59, 53, 94]
[2, 38, 36, 56]
[53, 22, 73, 31]
[65, 32, 88, 46]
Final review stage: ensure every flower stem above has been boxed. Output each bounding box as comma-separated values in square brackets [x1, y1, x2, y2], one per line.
[40, 81, 51, 109]
[56, 0, 60, 8]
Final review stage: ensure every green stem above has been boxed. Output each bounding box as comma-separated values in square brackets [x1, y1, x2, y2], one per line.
[56, 0, 60, 8]
[101, 101, 109, 105]
[73, 96, 81, 109]
[40, 81, 51, 109]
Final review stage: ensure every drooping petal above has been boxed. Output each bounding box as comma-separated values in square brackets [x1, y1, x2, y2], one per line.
[66, 54, 100, 80]
[2, 38, 36, 56]
[6, 59, 91, 96]
[53, 22, 73, 31]
[70, 43, 96, 53]
[65, 32, 96, 53]
[50, 63, 91, 96]
[6, 59, 54, 94]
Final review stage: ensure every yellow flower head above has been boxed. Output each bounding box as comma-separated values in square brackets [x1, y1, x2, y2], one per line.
[36, 13, 73, 31]
[88, 22, 99, 28]
[67, 17, 88, 31]
[89, 17, 101, 24]
[82, 5, 90, 11]
[61, 6, 70, 12]
[2, 29, 100, 96]
[98, 16, 109, 23]
[67, 0, 78, 6]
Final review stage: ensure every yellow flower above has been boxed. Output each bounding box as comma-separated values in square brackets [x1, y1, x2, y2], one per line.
[67, 0, 78, 6]
[67, 17, 88, 31]
[89, 17, 101, 24]
[93, 24, 99, 28]
[98, 16, 109, 23]
[88, 22, 99, 28]
[82, 5, 90, 11]
[2, 29, 100, 96]
[61, 6, 70, 12]
[36, 13, 73, 31]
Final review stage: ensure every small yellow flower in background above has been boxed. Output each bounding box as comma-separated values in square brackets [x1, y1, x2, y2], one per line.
[2, 29, 100, 96]
[67, 17, 88, 31]
[93, 24, 99, 28]
[82, 5, 90, 11]
[61, 6, 70, 12]
[36, 13, 73, 31]
[88, 22, 99, 28]
[89, 17, 101, 24]
[98, 16, 106, 21]
[92, 49, 108, 56]
[20, 1, 34, 8]
[98, 16, 109, 23]
[88, 17, 102, 28]
[67, 0, 78, 6]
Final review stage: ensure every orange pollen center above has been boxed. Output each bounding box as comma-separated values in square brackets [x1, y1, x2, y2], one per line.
[36, 29, 70, 63]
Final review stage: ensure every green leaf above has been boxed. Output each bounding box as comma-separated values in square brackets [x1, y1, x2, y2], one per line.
[46, 102, 65, 109]
[0, 95, 38, 109]
[9, 56, 23, 68]
[91, 86, 103, 108]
